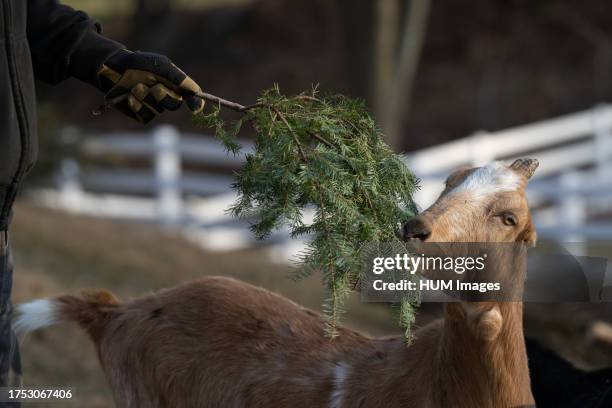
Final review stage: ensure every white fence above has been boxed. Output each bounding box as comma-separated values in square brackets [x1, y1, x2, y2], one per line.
[405, 104, 612, 241]
[35, 125, 306, 256]
[32, 104, 612, 255]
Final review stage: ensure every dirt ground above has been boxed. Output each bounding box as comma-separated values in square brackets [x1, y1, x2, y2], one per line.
[9, 203, 612, 406]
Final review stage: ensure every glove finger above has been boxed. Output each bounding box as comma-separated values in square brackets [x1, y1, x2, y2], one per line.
[114, 94, 156, 124]
[112, 98, 140, 122]
[97, 65, 122, 93]
[131, 83, 166, 115]
[143, 56, 202, 99]
[184, 94, 205, 114]
[130, 95, 157, 124]
[172, 65, 202, 95]
[150, 83, 183, 111]
[117, 69, 158, 89]
[107, 82, 133, 100]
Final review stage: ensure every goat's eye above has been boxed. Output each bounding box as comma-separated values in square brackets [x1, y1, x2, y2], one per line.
[501, 212, 518, 226]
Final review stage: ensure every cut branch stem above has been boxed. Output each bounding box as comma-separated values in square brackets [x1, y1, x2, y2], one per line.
[93, 90, 259, 116]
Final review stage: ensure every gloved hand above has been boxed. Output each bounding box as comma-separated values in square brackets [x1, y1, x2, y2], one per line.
[97, 50, 204, 123]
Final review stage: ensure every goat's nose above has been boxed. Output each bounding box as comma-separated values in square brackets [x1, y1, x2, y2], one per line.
[402, 217, 432, 241]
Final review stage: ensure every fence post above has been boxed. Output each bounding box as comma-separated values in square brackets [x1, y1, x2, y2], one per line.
[592, 105, 612, 174]
[560, 172, 586, 255]
[592, 105, 612, 211]
[154, 125, 183, 226]
[58, 126, 83, 211]
[58, 158, 83, 211]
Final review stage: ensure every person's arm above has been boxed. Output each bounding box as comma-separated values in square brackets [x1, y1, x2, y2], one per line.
[27, 0, 123, 86]
[27, 0, 204, 123]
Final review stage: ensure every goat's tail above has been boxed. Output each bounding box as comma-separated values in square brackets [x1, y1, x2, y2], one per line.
[14, 290, 120, 343]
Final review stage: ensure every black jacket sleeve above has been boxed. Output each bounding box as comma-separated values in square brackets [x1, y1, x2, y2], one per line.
[27, 0, 124, 87]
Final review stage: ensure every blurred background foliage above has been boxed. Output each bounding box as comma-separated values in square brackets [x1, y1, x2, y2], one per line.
[41, 0, 612, 151]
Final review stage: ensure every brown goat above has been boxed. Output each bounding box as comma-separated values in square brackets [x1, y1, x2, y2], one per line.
[14, 158, 539, 408]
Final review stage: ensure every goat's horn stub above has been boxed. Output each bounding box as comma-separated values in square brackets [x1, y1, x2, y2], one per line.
[509, 158, 539, 179]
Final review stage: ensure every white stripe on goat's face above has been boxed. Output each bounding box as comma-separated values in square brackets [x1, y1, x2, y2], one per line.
[450, 162, 522, 200]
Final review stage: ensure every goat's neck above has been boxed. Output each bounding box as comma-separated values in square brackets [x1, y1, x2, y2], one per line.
[435, 302, 533, 407]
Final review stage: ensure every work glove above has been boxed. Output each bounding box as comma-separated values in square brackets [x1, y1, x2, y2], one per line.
[97, 50, 204, 123]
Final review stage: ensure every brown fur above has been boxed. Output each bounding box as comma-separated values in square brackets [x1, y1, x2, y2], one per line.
[29, 160, 539, 408]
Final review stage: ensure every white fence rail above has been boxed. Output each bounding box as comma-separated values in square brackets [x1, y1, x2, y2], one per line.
[32, 104, 612, 254]
[405, 104, 612, 241]
[405, 105, 612, 176]
[36, 125, 303, 255]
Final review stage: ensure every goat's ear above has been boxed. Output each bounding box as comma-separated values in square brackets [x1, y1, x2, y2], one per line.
[510, 158, 539, 180]
[445, 166, 473, 188]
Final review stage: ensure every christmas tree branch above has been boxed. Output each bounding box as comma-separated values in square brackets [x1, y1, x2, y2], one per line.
[190, 87, 420, 339]
[271, 106, 308, 162]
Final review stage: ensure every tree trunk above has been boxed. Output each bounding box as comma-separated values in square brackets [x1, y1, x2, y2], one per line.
[378, 0, 431, 151]
[373, 0, 401, 130]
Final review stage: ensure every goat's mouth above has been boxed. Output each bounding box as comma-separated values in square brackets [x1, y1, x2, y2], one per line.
[404, 236, 428, 243]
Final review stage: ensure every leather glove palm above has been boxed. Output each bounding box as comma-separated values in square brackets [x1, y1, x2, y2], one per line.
[97, 50, 204, 123]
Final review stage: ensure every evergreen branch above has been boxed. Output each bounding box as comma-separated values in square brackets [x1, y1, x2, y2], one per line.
[272, 107, 308, 162]
[192, 86, 420, 341]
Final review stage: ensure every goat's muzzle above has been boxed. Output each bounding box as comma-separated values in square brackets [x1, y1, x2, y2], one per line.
[402, 216, 432, 241]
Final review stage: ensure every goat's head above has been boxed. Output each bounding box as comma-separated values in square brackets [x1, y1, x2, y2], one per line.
[403, 158, 538, 244]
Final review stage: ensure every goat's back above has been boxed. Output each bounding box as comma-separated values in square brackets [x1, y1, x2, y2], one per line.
[81, 277, 376, 407]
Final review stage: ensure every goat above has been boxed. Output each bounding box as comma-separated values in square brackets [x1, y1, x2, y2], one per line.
[14, 158, 539, 408]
